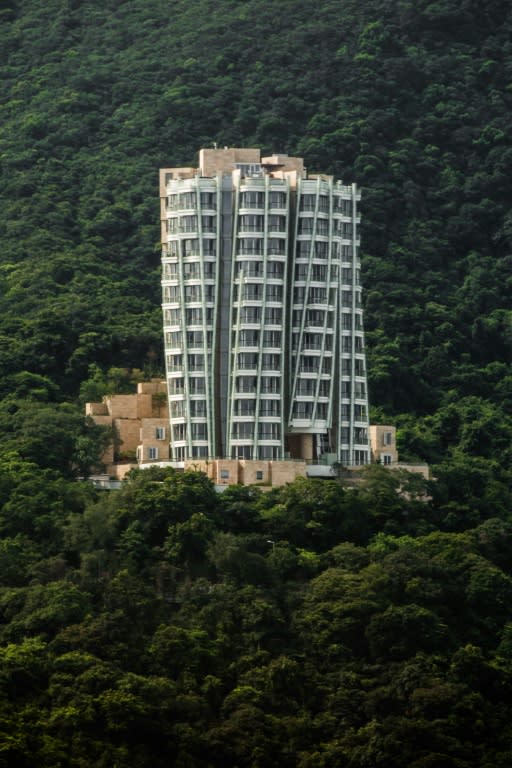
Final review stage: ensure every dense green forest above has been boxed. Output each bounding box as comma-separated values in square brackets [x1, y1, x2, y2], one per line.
[1, 0, 512, 764]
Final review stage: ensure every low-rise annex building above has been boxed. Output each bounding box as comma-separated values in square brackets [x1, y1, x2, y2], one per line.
[86, 386, 428, 488]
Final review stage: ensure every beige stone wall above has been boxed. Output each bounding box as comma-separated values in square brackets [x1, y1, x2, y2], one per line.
[86, 402, 108, 416]
[369, 425, 398, 463]
[271, 460, 307, 485]
[114, 419, 141, 458]
[239, 460, 269, 485]
[199, 147, 261, 177]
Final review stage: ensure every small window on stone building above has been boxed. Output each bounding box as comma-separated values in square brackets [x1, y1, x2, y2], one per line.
[148, 447, 159, 460]
[256, 470, 264, 481]
[383, 431, 393, 446]
[155, 427, 165, 440]
[220, 469, 229, 479]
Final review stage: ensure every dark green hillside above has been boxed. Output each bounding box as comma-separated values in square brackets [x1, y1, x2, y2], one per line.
[1, 2, 512, 762]
[1, 467, 512, 766]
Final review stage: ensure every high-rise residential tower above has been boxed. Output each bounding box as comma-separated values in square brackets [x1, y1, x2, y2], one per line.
[160, 148, 370, 466]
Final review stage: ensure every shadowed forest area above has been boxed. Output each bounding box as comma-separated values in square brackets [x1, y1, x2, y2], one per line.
[1, 0, 512, 764]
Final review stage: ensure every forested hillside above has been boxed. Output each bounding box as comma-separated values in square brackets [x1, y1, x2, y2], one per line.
[1, 0, 512, 764]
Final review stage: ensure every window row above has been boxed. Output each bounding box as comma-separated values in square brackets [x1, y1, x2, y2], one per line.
[234, 307, 283, 324]
[239, 191, 287, 209]
[340, 403, 368, 421]
[235, 376, 280, 393]
[232, 422, 281, 439]
[166, 191, 217, 210]
[235, 330, 282, 347]
[163, 262, 215, 279]
[165, 239, 216, 257]
[233, 399, 281, 416]
[233, 284, 283, 302]
[172, 423, 209, 441]
[166, 330, 213, 348]
[164, 308, 214, 326]
[236, 260, 284, 278]
[295, 378, 331, 396]
[163, 285, 215, 303]
[231, 445, 281, 460]
[238, 214, 286, 232]
[236, 238, 286, 256]
[170, 400, 208, 418]
[168, 377, 206, 395]
[235, 353, 281, 371]
[167, 353, 211, 372]
[340, 427, 368, 444]
[291, 402, 329, 419]
[167, 215, 217, 234]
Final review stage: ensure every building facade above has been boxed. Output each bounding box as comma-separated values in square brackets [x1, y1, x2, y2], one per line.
[160, 148, 370, 466]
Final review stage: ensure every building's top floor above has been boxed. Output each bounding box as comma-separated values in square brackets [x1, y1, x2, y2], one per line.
[160, 147, 315, 194]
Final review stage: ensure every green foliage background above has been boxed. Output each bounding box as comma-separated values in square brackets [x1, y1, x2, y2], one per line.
[1, 0, 512, 764]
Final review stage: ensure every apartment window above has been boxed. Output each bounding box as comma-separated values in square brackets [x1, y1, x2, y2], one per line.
[382, 454, 392, 465]
[354, 404, 367, 421]
[303, 333, 322, 351]
[163, 262, 178, 279]
[305, 310, 324, 327]
[259, 400, 280, 416]
[189, 378, 205, 394]
[201, 215, 216, 233]
[190, 400, 206, 417]
[355, 359, 365, 376]
[236, 163, 262, 176]
[155, 427, 166, 440]
[263, 330, 281, 348]
[232, 445, 253, 459]
[240, 191, 264, 208]
[180, 215, 197, 233]
[163, 285, 179, 302]
[173, 446, 186, 460]
[354, 427, 367, 444]
[170, 400, 186, 417]
[269, 191, 286, 208]
[295, 263, 309, 281]
[335, 196, 352, 215]
[185, 285, 202, 302]
[183, 239, 200, 256]
[293, 402, 313, 419]
[264, 307, 282, 324]
[167, 218, 178, 234]
[342, 359, 352, 376]
[202, 239, 216, 256]
[167, 354, 182, 372]
[169, 377, 184, 395]
[300, 356, 319, 373]
[173, 424, 187, 441]
[258, 423, 280, 439]
[316, 219, 329, 236]
[148, 447, 159, 460]
[167, 194, 179, 210]
[318, 380, 330, 397]
[268, 215, 286, 232]
[300, 195, 316, 212]
[232, 423, 254, 439]
[237, 352, 258, 369]
[316, 402, 328, 419]
[258, 446, 279, 459]
[293, 287, 306, 304]
[296, 241, 311, 258]
[342, 268, 353, 283]
[186, 308, 202, 325]
[354, 450, 368, 465]
[200, 191, 216, 209]
[238, 330, 259, 347]
[311, 264, 327, 282]
[204, 262, 215, 278]
[237, 260, 263, 277]
[166, 331, 182, 348]
[308, 287, 327, 304]
[187, 330, 203, 347]
[166, 241, 179, 257]
[179, 191, 196, 209]
[383, 431, 393, 446]
[267, 260, 284, 277]
[234, 399, 256, 416]
[238, 238, 263, 255]
[192, 446, 209, 457]
[262, 354, 280, 371]
[261, 376, 279, 394]
[236, 376, 257, 393]
[239, 306, 261, 324]
[242, 283, 263, 301]
[342, 290, 353, 306]
[298, 218, 314, 234]
[188, 353, 204, 371]
[240, 214, 264, 232]
[296, 379, 315, 396]
[318, 195, 329, 213]
[183, 262, 200, 279]
[256, 470, 264, 480]
[220, 469, 230, 479]
[266, 284, 283, 302]
[191, 423, 208, 440]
